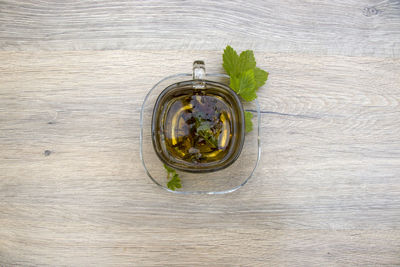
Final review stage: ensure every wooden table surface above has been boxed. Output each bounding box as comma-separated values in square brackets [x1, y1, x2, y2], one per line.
[1, 1, 400, 266]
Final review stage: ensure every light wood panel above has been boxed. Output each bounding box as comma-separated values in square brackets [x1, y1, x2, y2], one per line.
[0, 0, 400, 57]
[1, 51, 399, 266]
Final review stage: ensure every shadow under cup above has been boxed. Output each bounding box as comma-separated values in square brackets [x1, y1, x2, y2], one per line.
[152, 80, 245, 173]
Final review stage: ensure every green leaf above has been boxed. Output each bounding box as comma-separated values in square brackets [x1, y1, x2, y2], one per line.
[223, 46, 268, 90]
[164, 164, 181, 191]
[194, 117, 218, 148]
[254, 67, 269, 89]
[195, 119, 211, 133]
[223, 45, 240, 77]
[222, 46, 268, 133]
[244, 111, 253, 133]
[163, 164, 175, 174]
[238, 50, 256, 73]
[223, 47, 257, 78]
[203, 133, 218, 148]
[230, 69, 257, 102]
[167, 173, 182, 191]
[230, 69, 255, 94]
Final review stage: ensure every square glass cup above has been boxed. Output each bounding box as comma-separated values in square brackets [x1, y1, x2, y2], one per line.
[140, 61, 261, 194]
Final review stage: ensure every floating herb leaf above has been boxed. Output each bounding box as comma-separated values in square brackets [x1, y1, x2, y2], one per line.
[194, 116, 218, 148]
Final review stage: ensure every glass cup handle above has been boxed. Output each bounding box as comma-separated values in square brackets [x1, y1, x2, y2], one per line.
[193, 60, 206, 89]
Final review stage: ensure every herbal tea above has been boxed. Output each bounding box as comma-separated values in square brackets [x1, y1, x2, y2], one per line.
[163, 94, 232, 163]
[152, 81, 245, 172]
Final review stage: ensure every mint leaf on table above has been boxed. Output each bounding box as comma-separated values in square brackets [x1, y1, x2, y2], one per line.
[164, 163, 175, 173]
[223, 46, 257, 77]
[167, 173, 182, 191]
[244, 111, 254, 133]
[223, 45, 240, 77]
[223, 45, 269, 132]
[238, 50, 256, 73]
[230, 69, 257, 102]
[164, 164, 181, 191]
[253, 67, 269, 89]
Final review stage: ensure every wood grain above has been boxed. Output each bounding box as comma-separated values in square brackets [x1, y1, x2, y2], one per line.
[0, 0, 400, 57]
[1, 0, 400, 265]
[1, 50, 399, 266]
